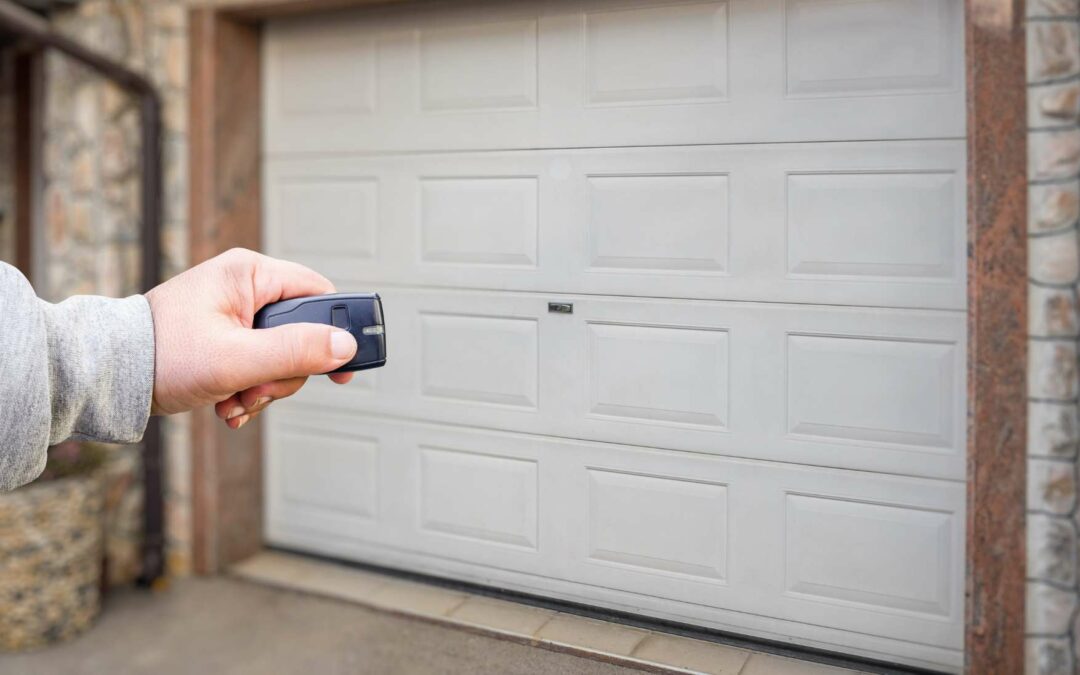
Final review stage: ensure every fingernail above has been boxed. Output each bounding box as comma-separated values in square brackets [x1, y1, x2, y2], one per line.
[234, 414, 251, 429]
[226, 406, 244, 420]
[331, 329, 357, 360]
[253, 396, 271, 409]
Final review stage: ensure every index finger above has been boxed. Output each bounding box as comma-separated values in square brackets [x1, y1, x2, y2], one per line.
[251, 253, 336, 308]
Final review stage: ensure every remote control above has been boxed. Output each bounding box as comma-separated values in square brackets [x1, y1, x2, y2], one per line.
[253, 293, 386, 373]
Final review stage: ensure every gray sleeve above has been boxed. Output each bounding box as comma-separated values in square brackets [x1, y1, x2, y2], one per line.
[0, 262, 155, 491]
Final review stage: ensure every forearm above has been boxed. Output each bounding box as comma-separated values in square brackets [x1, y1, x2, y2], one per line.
[0, 263, 155, 491]
[1, 248, 354, 492]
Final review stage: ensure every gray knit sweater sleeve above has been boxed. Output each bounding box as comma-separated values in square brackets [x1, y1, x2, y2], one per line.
[0, 262, 155, 491]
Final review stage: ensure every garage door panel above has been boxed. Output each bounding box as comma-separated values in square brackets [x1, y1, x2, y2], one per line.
[587, 173, 730, 272]
[405, 425, 575, 574]
[289, 288, 964, 479]
[272, 17, 378, 115]
[419, 312, 540, 409]
[784, 493, 953, 618]
[585, 468, 729, 580]
[783, 0, 957, 97]
[419, 18, 539, 113]
[275, 177, 379, 258]
[267, 412, 963, 653]
[264, 0, 963, 154]
[575, 295, 965, 472]
[586, 322, 730, 427]
[266, 426, 390, 543]
[558, 439, 964, 648]
[787, 333, 959, 450]
[420, 177, 539, 266]
[265, 140, 965, 309]
[279, 430, 379, 519]
[785, 170, 959, 280]
[583, 1, 729, 106]
[764, 478, 963, 647]
[271, 415, 555, 573]
[418, 445, 539, 549]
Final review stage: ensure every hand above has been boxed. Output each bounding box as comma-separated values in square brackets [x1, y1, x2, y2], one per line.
[145, 248, 357, 428]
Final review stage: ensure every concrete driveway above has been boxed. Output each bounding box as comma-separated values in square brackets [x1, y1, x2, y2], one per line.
[0, 577, 640, 675]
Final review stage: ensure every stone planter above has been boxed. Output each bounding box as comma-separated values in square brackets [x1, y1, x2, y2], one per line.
[0, 471, 105, 651]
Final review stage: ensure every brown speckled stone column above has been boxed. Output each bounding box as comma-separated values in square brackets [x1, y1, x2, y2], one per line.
[968, 0, 1029, 673]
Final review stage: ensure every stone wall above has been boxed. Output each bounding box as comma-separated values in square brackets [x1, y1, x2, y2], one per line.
[40, 0, 191, 580]
[1027, 2, 1080, 673]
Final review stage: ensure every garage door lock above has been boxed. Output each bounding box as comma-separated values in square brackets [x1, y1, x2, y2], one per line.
[548, 302, 573, 314]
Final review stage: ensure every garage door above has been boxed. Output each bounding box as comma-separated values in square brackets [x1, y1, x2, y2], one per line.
[262, 0, 966, 670]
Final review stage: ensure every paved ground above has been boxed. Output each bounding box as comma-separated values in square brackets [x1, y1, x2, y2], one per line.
[0, 577, 640, 675]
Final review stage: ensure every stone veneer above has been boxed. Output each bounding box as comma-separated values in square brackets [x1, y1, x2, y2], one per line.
[38, 0, 192, 580]
[0, 473, 106, 650]
[1028, 1, 1080, 673]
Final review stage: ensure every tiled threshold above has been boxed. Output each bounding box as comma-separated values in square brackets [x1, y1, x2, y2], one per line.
[230, 551, 865, 675]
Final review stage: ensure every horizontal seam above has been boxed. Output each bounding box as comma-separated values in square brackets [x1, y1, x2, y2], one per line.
[1028, 509, 1077, 517]
[1027, 455, 1080, 464]
[1027, 16, 1080, 22]
[1030, 279, 1080, 289]
[1026, 578, 1080, 592]
[1030, 124, 1080, 133]
[1029, 221, 1080, 238]
[1030, 73, 1080, 88]
[1030, 174, 1080, 186]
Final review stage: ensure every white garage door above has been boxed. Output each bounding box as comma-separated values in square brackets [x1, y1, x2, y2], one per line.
[262, 0, 967, 670]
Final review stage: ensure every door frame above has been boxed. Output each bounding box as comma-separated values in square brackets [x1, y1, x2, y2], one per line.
[187, 1, 1027, 670]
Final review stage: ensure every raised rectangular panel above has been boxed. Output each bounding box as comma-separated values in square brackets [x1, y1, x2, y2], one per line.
[276, 26, 375, 114]
[588, 174, 728, 272]
[587, 469, 727, 580]
[419, 19, 538, 111]
[585, 1, 728, 105]
[785, 493, 953, 616]
[787, 172, 957, 278]
[280, 431, 378, 518]
[587, 323, 728, 427]
[421, 313, 539, 408]
[420, 446, 538, 548]
[420, 177, 538, 265]
[785, 0, 957, 96]
[277, 179, 377, 257]
[787, 334, 958, 449]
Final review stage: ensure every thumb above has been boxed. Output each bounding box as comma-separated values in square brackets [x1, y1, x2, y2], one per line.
[229, 322, 357, 386]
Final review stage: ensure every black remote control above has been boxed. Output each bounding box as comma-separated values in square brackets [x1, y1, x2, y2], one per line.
[253, 293, 386, 373]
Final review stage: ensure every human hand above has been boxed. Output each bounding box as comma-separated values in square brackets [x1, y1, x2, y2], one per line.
[144, 248, 357, 428]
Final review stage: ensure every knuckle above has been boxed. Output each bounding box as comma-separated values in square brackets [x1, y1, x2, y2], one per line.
[220, 247, 257, 269]
[215, 249, 258, 307]
[224, 246, 253, 259]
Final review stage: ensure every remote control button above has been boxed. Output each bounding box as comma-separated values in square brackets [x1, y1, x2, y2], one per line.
[331, 305, 350, 330]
